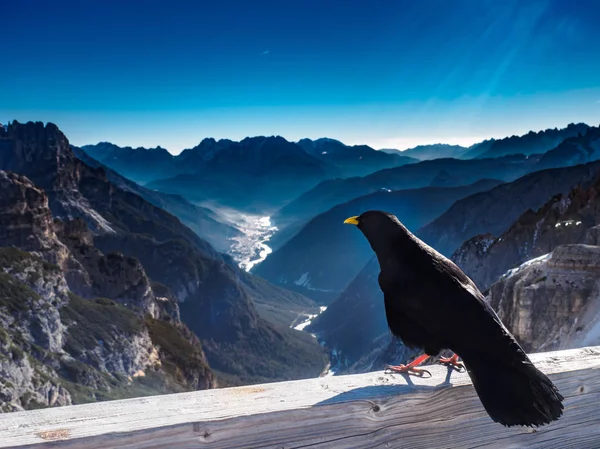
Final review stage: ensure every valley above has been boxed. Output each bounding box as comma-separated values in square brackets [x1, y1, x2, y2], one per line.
[222, 212, 278, 272]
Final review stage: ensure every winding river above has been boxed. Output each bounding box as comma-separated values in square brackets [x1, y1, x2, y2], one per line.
[228, 215, 278, 272]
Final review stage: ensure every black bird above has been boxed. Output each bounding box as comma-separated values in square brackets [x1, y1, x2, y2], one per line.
[344, 210, 564, 427]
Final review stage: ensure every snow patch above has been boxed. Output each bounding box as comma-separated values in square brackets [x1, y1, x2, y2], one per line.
[555, 219, 582, 228]
[502, 253, 552, 280]
[292, 306, 328, 331]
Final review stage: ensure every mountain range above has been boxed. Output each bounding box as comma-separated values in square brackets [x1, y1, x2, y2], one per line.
[84, 136, 417, 213]
[2, 118, 600, 413]
[386, 143, 469, 160]
[297, 138, 418, 176]
[275, 124, 594, 227]
[463, 123, 590, 159]
[0, 121, 328, 406]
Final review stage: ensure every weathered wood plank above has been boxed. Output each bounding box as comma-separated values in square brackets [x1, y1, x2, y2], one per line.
[0, 346, 599, 448]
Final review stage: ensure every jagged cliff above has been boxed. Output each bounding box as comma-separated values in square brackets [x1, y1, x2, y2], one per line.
[488, 244, 600, 352]
[453, 173, 600, 290]
[0, 169, 216, 411]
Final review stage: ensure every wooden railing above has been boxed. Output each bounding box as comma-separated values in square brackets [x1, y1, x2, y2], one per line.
[0, 346, 599, 448]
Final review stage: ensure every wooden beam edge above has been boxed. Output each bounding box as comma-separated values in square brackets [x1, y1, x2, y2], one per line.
[0, 346, 598, 447]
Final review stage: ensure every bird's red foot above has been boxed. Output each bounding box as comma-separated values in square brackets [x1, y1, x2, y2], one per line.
[385, 364, 431, 377]
[439, 353, 465, 371]
[385, 354, 431, 377]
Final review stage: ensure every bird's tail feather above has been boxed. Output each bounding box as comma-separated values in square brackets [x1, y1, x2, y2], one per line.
[463, 356, 564, 427]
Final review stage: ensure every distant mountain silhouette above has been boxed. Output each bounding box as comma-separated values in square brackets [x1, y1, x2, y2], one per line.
[274, 154, 541, 226]
[536, 125, 600, 170]
[397, 143, 468, 160]
[148, 136, 336, 212]
[297, 138, 417, 177]
[463, 123, 590, 159]
[275, 125, 599, 227]
[85, 135, 416, 212]
[81, 142, 177, 184]
[419, 132, 600, 256]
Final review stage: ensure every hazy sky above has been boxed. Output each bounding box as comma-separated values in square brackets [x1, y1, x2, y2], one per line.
[2, 0, 600, 153]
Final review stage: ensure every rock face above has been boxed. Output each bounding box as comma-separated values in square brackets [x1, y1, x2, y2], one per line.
[488, 245, 600, 352]
[453, 173, 600, 291]
[0, 249, 73, 412]
[0, 170, 92, 294]
[0, 171, 56, 251]
[0, 120, 327, 390]
[54, 218, 172, 320]
[0, 170, 169, 320]
[0, 247, 216, 412]
[0, 169, 217, 412]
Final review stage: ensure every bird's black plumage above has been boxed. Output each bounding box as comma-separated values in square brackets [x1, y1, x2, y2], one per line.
[345, 210, 564, 427]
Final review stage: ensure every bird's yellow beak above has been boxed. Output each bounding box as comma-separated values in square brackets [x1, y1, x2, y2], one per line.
[343, 216, 360, 225]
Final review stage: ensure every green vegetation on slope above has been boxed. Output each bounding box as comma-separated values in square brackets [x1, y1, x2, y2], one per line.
[60, 294, 144, 357]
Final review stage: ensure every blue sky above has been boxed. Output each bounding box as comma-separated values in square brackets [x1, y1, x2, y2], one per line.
[2, 0, 600, 153]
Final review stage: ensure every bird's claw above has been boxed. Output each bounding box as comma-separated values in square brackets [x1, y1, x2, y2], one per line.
[384, 364, 431, 378]
[439, 355, 465, 372]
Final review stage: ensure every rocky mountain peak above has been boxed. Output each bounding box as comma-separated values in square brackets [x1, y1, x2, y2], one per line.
[488, 244, 600, 353]
[0, 170, 56, 251]
[453, 171, 600, 291]
[4, 121, 78, 193]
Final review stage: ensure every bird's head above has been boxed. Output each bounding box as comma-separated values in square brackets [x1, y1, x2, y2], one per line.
[344, 210, 410, 256]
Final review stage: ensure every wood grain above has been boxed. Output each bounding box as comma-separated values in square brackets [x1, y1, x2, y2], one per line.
[0, 346, 599, 449]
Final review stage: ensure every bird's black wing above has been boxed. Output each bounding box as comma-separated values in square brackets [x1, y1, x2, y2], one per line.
[382, 242, 529, 363]
[405, 245, 563, 427]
